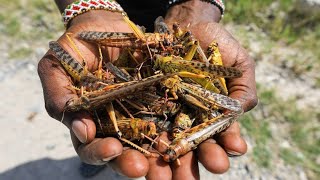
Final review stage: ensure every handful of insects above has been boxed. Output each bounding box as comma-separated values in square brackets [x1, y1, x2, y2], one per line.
[48, 16, 244, 163]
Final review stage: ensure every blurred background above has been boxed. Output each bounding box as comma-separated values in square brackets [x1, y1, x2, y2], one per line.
[0, 0, 319, 179]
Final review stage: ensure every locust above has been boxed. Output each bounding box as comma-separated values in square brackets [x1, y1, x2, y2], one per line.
[171, 23, 208, 63]
[79, 31, 174, 51]
[95, 117, 159, 156]
[153, 54, 242, 80]
[170, 22, 229, 95]
[126, 92, 181, 120]
[158, 76, 243, 162]
[64, 73, 174, 112]
[163, 113, 239, 162]
[78, 15, 178, 61]
[49, 41, 111, 92]
[160, 75, 242, 112]
[171, 111, 195, 139]
[96, 117, 157, 140]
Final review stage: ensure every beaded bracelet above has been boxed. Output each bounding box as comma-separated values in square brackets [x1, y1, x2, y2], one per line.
[168, 0, 225, 15]
[62, 0, 124, 27]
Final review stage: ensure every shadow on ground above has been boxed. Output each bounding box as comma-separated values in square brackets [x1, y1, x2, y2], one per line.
[0, 157, 131, 180]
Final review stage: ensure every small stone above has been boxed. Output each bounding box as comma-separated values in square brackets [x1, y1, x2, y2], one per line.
[46, 144, 56, 151]
[279, 140, 291, 148]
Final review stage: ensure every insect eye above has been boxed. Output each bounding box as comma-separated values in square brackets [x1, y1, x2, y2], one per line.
[163, 39, 171, 46]
[183, 31, 191, 38]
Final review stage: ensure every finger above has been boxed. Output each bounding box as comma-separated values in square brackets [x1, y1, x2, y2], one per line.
[145, 156, 172, 180]
[211, 25, 257, 112]
[216, 122, 247, 156]
[71, 113, 96, 143]
[213, 27, 257, 112]
[171, 151, 200, 180]
[145, 132, 172, 180]
[154, 132, 172, 154]
[227, 51, 257, 112]
[197, 139, 230, 174]
[38, 53, 78, 124]
[110, 149, 149, 178]
[192, 23, 258, 112]
[58, 33, 101, 71]
[71, 134, 123, 165]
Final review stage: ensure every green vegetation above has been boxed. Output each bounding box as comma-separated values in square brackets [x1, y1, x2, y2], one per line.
[240, 112, 272, 168]
[9, 47, 33, 59]
[3, 16, 21, 37]
[223, 0, 320, 84]
[239, 84, 273, 168]
[0, 0, 62, 41]
[240, 84, 320, 177]
[0, 0, 63, 57]
[224, 0, 320, 44]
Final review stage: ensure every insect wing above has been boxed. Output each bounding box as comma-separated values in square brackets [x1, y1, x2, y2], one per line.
[49, 41, 90, 81]
[181, 82, 243, 113]
[79, 31, 136, 41]
[171, 60, 242, 78]
[88, 74, 173, 108]
[105, 62, 133, 82]
[79, 31, 139, 48]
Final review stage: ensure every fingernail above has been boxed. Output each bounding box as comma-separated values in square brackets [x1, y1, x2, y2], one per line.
[72, 120, 88, 143]
[226, 150, 242, 157]
[102, 153, 122, 162]
[204, 139, 217, 144]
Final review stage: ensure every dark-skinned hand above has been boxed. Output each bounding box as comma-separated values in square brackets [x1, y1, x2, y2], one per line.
[145, 1, 257, 180]
[38, 11, 152, 178]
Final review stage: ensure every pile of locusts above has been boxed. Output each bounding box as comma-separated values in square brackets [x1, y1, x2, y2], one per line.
[49, 16, 243, 164]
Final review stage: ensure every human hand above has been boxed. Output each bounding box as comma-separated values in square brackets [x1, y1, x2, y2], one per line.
[142, 1, 257, 179]
[38, 10, 151, 178]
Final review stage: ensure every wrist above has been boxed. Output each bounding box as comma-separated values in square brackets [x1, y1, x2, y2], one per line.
[67, 10, 124, 30]
[165, 0, 221, 26]
[61, 0, 124, 28]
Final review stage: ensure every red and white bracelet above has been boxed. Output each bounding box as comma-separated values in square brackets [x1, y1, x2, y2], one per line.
[168, 0, 225, 15]
[62, 0, 124, 27]
[201, 0, 225, 15]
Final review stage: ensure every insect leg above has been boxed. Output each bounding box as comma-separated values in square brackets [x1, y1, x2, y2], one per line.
[106, 102, 122, 137]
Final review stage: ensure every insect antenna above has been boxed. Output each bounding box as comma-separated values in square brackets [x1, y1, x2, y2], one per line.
[140, 133, 165, 157]
[60, 109, 66, 123]
[119, 137, 158, 157]
[66, 33, 86, 63]
[115, 99, 134, 119]
[94, 110, 105, 136]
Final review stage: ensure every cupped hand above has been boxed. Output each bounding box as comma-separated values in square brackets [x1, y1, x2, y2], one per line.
[192, 21, 257, 175]
[142, 1, 258, 180]
[38, 10, 150, 178]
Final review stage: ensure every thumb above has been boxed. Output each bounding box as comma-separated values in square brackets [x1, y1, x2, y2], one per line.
[71, 112, 97, 144]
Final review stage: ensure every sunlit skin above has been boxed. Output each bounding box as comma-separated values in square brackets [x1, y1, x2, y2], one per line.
[38, 1, 257, 179]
